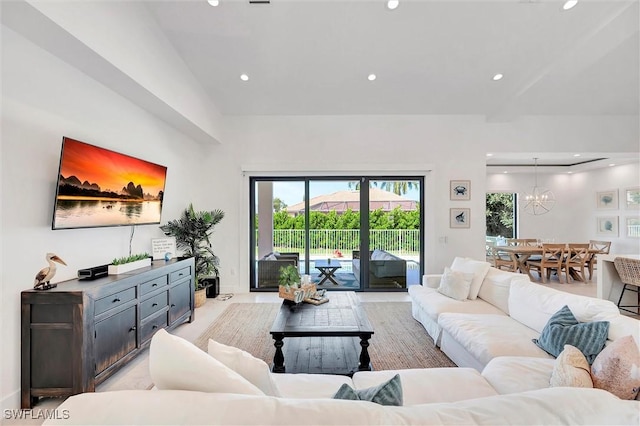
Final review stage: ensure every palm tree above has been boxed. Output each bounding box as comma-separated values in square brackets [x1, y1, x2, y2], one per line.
[160, 203, 225, 288]
[347, 180, 418, 196]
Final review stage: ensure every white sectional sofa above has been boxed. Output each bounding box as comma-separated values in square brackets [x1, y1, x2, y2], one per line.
[44, 387, 637, 425]
[43, 329, 639, 425]
[40, 264, 640, 425]
[409, 256, 640, 372]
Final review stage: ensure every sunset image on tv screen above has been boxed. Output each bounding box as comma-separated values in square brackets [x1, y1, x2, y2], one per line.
[52, 138, 168, 229]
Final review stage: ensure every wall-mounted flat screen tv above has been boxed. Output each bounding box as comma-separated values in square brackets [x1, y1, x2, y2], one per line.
[52, 137, 168, 230]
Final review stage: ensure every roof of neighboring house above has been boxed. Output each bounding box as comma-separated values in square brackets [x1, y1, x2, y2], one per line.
[286, 188, 417, 215]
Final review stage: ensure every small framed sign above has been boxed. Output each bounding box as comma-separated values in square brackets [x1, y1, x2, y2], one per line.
[151, 237, 177, 260]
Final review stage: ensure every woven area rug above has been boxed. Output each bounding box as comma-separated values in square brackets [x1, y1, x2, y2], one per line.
[194, 302, 455, 370]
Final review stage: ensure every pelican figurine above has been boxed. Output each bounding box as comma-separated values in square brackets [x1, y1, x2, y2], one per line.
[34, 253, 67, 290]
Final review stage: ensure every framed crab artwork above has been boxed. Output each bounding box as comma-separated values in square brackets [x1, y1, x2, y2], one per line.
[450, 180, 471, 200]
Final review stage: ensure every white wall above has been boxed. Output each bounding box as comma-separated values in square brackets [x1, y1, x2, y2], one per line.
[488, 164, 640, 254]
[2, 0, 223, 145]
[210, 115, 639, 294]
[0, 27, 212, 411]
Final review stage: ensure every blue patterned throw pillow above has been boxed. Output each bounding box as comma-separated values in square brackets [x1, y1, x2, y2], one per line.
[533, 305, 609, 364]
[333, 374, 403, 406]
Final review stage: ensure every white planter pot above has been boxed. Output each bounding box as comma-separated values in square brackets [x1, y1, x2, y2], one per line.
[108, 258, 151, 275]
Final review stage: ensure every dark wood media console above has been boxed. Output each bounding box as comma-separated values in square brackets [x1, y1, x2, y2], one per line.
[21, 257, 195, 408]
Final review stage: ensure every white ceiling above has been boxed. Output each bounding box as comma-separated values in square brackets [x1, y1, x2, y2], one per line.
[145, 0, 639, 171]
[146, 0, 639, 118]
[485, 152, 638, 173]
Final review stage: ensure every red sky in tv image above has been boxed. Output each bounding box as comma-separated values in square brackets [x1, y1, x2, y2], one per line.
[60, 139, 166, 195]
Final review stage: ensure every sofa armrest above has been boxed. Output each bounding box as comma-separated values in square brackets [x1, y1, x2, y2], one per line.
[422, 274, 442, 288]
[257, 259, 297, 288]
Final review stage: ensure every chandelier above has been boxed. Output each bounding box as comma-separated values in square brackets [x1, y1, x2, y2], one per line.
[523, 158, 555, 215]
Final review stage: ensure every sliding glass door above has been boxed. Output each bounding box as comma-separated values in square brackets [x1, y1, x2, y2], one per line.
[250, 176, 423, 291]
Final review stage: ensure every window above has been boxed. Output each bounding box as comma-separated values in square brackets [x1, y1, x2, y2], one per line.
[486, 192, 517, 241]
[250, 176, 424, 292]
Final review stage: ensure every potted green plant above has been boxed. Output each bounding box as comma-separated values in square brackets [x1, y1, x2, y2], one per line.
[160, 203, 224, 307]
[278, 264, 302, 303]
[278, 264, 300, 288]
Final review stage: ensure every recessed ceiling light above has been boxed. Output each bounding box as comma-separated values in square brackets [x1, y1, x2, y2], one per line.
[609, 163, 615, 167]
[567, 171, 573, 174]
[387, 0, 399, 10]
[207, 0, 220, 6]
[573, 153, 581, 157]
[368, 74, 377, 81]
[562, 0, 578, 11]
[492, 73, 504, 81]
[240, 74, 249, 81]
[503, 171, 508, 174]
[486, 153, 494, 157]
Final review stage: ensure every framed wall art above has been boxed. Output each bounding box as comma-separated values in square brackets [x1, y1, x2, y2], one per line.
[450, 208, 470, 228]
[625, 217, 640, 238]
[450, 180, 470, 200]
[624, 187, 640, 209]
[596, 189, 618, 209]
[596, 216, 618, 236]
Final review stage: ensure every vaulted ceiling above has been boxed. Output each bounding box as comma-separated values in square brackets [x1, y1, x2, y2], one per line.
[145, 0, 639, 170]
[146, 0, 639, 119]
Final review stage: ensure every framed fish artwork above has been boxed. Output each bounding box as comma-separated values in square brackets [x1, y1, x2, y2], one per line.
[450, 208, 470, 228]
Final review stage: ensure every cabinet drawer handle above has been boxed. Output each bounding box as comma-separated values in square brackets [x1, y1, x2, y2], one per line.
[152, 325, 158, 330]
[178, 272, 184, 276]
[129, 326, 137, 332]
[152, 283, 157, 287]
[113, 298, 121, 303]
[152, 303, 158, 307]
[171, 304, 176, 307]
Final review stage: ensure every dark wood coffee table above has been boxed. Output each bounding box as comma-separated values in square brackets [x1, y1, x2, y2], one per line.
[270, 291, 374, 374]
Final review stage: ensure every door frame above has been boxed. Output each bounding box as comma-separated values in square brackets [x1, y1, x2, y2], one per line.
[248, 175, 425, 292]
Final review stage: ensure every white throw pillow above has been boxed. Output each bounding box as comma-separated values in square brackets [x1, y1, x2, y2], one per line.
[437, 267, 474, 301]
[508, 280, 620, 334]
[371, 249, 385, 260]
[550, 345, 593, 388]
[149, 329, 264, 395]
[208, 339, 281, 396]
[476, 267, 518, 314]
[450, 257, 491, 300]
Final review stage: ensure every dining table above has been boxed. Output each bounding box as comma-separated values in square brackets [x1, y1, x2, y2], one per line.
[496, 245, 603, 282]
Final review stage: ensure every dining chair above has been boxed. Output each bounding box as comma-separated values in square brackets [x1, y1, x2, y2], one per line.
[488, 245, 518, 272]
[526, 243, 566, 283]
[587, 240, 612, 281]
[506, 238, 538, 246]
[613, 257, 640, 315]
[507, 238, 541, 263]
[562, 243, 590, 283]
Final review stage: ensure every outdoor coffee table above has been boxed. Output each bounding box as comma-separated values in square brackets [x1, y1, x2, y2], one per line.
[315, 259, 342, 285]
[270, 291, 374, 374]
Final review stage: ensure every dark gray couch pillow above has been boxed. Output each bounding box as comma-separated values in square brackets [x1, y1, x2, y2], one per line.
[333, 374, 402, 406]
[533, 305, 609, 364]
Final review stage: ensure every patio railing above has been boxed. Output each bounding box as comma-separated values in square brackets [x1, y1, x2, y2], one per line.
[269, 229, 420, 258]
